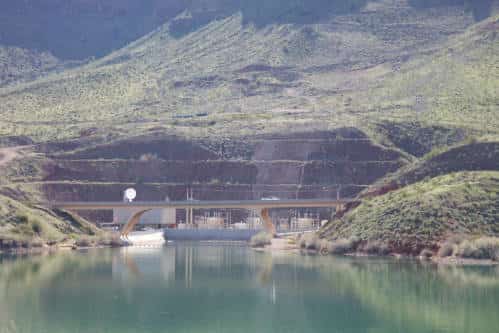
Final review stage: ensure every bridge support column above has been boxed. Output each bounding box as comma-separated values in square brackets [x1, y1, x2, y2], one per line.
[260, 208, 276, 237]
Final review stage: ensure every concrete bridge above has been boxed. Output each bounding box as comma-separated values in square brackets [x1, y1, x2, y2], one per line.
[51, 198, 358, 239]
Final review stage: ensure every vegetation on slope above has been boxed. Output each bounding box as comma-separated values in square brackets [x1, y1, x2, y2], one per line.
[0, 149, 101, 250]
[372, 120, 468, 157]
[0, 1, 496, 144]
[0, 0, 495, 60]
[0, 46, 65, 86]
[321, 171, 499, 254]
[378, 139, 499, 187]
[0, 193, 100, 248]
[363, 15, 499, 133]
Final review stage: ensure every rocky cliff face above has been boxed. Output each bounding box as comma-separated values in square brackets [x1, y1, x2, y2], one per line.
[36, 128, 406, 222]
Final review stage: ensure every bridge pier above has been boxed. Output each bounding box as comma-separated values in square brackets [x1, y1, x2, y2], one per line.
[259, 208, 276, 236]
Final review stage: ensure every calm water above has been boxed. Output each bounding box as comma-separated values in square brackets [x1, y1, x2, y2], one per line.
[1, 244, 499, 333]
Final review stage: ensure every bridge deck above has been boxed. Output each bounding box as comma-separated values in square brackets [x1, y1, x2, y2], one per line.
[50, 199, 358, 210]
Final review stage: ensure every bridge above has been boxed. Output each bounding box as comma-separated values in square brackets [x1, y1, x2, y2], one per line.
[50, 198, 358, 239]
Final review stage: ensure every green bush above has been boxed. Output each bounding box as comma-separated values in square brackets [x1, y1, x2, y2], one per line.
[437, 242, 455, 257]
[75, 237, 92, 248]
[455, 238, 499, 261]
[474, 238, 499, 261]
[318, 239, 332, 255]
[364, 241, 390, 256]
[250, 232, 272, 248]
[13, 214, 29, 224]
[30, 239, 45, 248]
[46, 238, 59, 246]
[327, 237, 360, 255]
[420, 249, 433, 259]
[97, 234, 126, 248]
[447, 234, 465, 245]
[31, 220, 42, 234]
[299, 233, 320, 250]
[455, 240, 478, 258]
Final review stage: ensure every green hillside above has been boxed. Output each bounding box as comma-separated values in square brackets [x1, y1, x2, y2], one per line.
[321, 171, 499, 253]
[320, 139, 499, 254]
[0, 193, 99, 246]
[0, 1, 496, 147]
[0, 1, 495, 59]
[0, 46, 64, 86]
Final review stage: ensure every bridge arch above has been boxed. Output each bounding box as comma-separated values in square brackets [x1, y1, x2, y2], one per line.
[121, 209, 151, 238]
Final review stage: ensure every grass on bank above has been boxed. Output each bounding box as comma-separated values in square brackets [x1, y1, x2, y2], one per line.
[250, 231, 272, 248]
[438, 236, 499, 261]
[0, 193, 102, 249]
[321, 171, 499, 254]
[299, 234, 391, 256]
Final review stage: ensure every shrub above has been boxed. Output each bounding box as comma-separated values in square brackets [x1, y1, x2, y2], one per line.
[98, 234, 126, 248]
[46, 238, 58, 246]
[328, 237, 360, 255]
[109, 236, 126, 248]
[364, 241, 390, 256]
[13, 214, 29, 224]
[30, 239, 45, 248]
[455, 237, 499, 261]
[475, 238, 499, 261]
[250, 232, 272, 248]
[455, 240, 476, 258]
[420, 249, 433, 259]
[447, 234, 465, 245]
[75, 237, 92, 248]
[437, 242, 455, 257]
[17, 224, 34, 236]
[455, 240, 478, 258]
[31, 220, 42, 235]
[19, 240, 31, 248]
[299, 233, 320, 250]
[318, 239, 332, 255]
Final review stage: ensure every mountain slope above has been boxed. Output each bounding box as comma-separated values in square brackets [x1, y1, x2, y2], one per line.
[321, 171, 499, 254]
[0, 1, 496, 145]
[0, 0, 496, 60]
[0, 46, 64, 86]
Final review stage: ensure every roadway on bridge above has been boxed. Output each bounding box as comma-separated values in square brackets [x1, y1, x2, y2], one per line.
[50, 198, 358, 210]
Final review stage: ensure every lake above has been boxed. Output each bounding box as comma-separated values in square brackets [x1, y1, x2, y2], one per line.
[1, 243, 498, 333]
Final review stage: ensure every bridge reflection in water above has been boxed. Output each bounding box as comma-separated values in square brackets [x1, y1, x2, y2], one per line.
[113, 244, 280, 290]
[3, 244, 498, 333]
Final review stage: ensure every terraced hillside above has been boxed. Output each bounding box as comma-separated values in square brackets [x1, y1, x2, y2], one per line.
[0, 129, 406, 223]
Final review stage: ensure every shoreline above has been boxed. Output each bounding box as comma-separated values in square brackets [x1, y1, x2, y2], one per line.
[0, 243, 125, 256]
[251, 238, 499, 266]
[3, 239, 498, 267]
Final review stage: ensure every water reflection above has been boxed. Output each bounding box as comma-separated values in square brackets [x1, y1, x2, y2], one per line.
[1, 246, 498, 333]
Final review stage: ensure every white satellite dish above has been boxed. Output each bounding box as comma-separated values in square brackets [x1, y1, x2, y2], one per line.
[124, 188, 137, 202]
